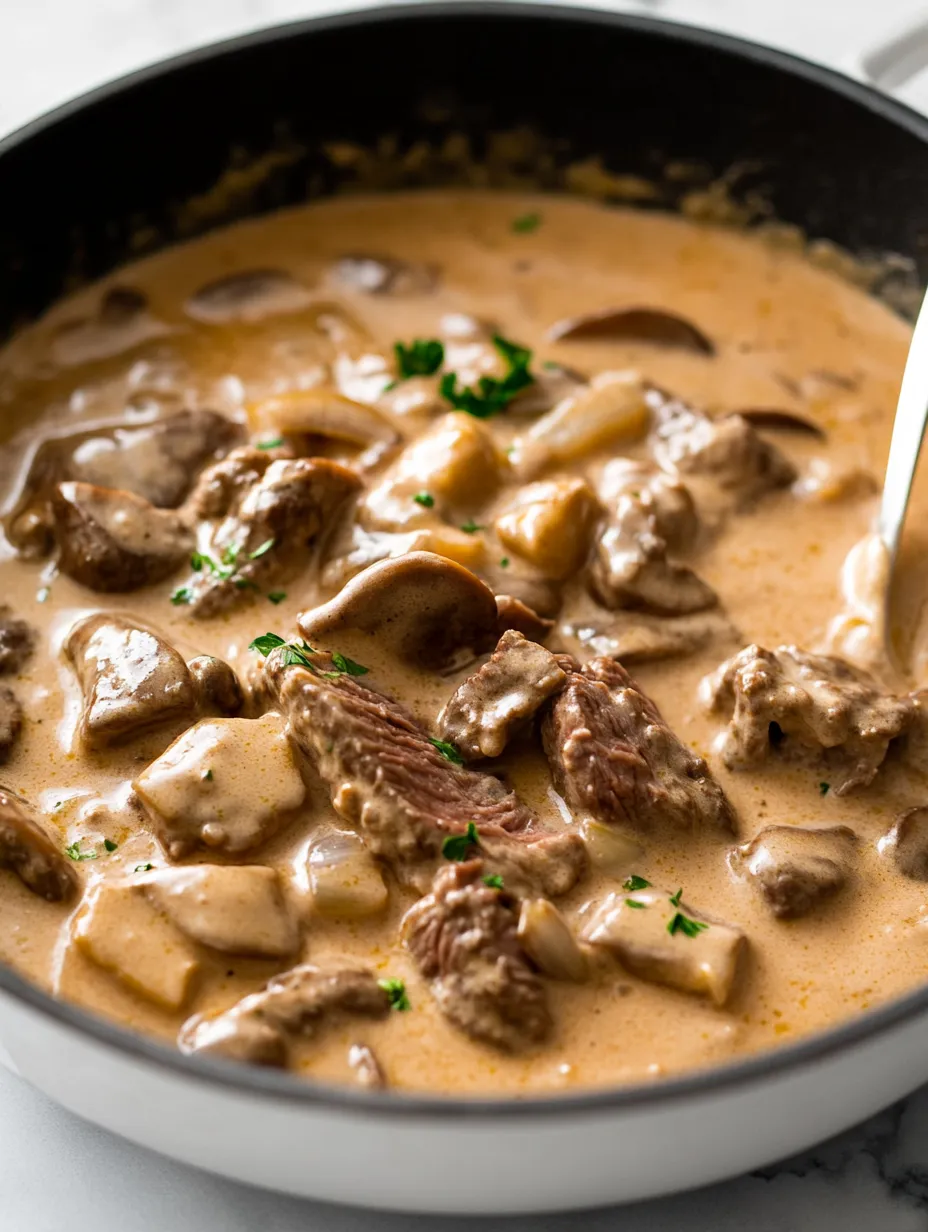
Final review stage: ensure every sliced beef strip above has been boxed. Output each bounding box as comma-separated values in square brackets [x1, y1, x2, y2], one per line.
[180, 450, 360, 617]
[0, 687, 23, 763]
[65, 613, 241, 748]
[730, 824, 858, 918]
[701, 644, 915, 794]
[588, 461, 716, 615]
[542, 655, 734, 834]
[52, 481, 193, 592]
[401, 860, 550, 1051]
[178, 965, 390, 1068]
[647, 388, 796, 510]
[268, 651, 586, 894]
[0, 608, 35, 674]
[0, 787, 77, 902]
[438, 630, 568, 760]
[7, 410, 241, 557]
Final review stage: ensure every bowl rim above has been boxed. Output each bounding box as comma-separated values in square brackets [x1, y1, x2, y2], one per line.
[3, 0, 928, 1122]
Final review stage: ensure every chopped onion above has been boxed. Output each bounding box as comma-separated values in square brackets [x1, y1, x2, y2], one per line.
[580, 819, 643, 877]
[308, 830, 388, 918]
[518, 899, 588, 982]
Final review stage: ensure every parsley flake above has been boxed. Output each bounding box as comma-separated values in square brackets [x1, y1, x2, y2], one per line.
[499, 557, 510, 568]
[668, 912, 709, 939]
[669, 887, 683, 908]
[249, 538, 275, 560]
[379, 977, 411, 1011]
[623, 875, 651, 892]
[202, 769, 214, 782]
[439, 334, 535, 418]
[430, 737, 465, 766]
[134, 863, 154, 873]
[413, 491, 435, 508]
[65, 841, 97, 862]
[625, 898, 647, 909]
[249, 632, 287, 656]
[442, 821, 479, 860]
[819, 781, 830, 796]
[257, 437, 284, 450]
[331, 652, 369, 677]
[512, 212, 542, 234]
[483, 874, 504, 890]
[170, 586, 193, 606]
[103, 838, 118, 853]
[267, 592, 287, 605]
[460, 520, 483, 534]
[394, 339, 445, 381]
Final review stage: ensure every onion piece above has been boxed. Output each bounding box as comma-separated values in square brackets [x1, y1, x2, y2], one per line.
[517, 898, 588, 982]
[308, 829, 388, 918]
[580, 819, 643, 877]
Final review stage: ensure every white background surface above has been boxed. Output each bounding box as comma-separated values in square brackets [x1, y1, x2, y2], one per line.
[4, 1, 928, 1229]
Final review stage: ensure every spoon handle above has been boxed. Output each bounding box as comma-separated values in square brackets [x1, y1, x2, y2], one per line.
[878, 285, 928, 559]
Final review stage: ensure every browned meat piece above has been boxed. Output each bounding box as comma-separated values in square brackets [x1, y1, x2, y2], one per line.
[402, 861, 550, 1051]
[542, 656, 734, 834]
[0, 608, 35, 674]
[479, 830, 588, 900]
[178, 965, 390, 1067]
[647, 388, 795, 509]
[701, 644, 915, 794]
[180, 450, 360, 617]
[588, 461, 716, 615]
[7, 410, 240, 556]
[52, 482, 193, 592]
[0, 787, 76, 901]
[730, 825, 858, 918]
[64, 613, 240, 748]
[438, 630, 568, 760]
[880, 807, 928, 880]
[0, 686, 23, 762]
[269, 650, 585, 894]
[495, 594, 554, 643]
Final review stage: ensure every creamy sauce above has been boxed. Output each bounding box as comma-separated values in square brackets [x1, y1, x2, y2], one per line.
[0, 189, 924, 1096]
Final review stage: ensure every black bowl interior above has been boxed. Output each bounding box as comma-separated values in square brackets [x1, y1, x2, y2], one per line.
[2, 3, 928, 343]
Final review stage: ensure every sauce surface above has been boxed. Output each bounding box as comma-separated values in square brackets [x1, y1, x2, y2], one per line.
[0, 189, 923, 1096]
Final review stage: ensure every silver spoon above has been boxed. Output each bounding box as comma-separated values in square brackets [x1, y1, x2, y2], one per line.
[878, 287, 928, 562]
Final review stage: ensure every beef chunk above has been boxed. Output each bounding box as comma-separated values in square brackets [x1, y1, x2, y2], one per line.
[64, 613, 240, 749]
[0, 686, 23, 762]
[701, 644, 915, 794]
[880, 807, 928, 881]
[438, 631, 568, 760]
[269, 651, 585, 893]
[0, 608, 35, 674]
[647, 388, 795, 509]
[402, 861, 550, 1051]
[180, 450, 360, 617]
[7, 410, 240, 557]
[730, 824, 857, 918]
[52, 482, 193, 592]
[0, 787, 76, 902]
[542, 656, 734, 834]
[588, 461, 716, 615]
[178, 965, 390, 1068]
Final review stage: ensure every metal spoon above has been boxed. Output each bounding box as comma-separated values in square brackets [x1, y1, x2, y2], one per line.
[878, 286, 928, 562]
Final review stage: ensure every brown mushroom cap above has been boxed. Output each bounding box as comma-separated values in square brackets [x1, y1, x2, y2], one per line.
[732, 409, 825, 438]
[548, 307, 714, 355]
[299, 551, 499, 670]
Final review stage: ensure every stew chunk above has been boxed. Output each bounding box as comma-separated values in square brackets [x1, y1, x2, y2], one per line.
[0, 787, 77, 902]
[729, 825, 857, 919]
[701, 644, 915, 794]
[543, 656, 734, 834]
[402, 861, 550, 1051]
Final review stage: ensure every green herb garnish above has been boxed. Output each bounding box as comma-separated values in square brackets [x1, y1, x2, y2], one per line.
[257, 437, 284, 450]
[819, 782, 830, 796]
[439, 334, 535, 418]
[512, 212, 542, 234]
[499, 557, 510, 568]
[249, 538, 276, 560]
[430, 737, 465, 766]
[379, 977, 411, 1011]
[623, 875, 651, 892]
[394, 338, 445, 382]
[250, 632, 369, 680]
[460, 520, 483, 534]
[202, 769, 214, 782]
[134, 863, 154, 873]
[442, 821, 479, 860]
[483, 874, 504, 890]
[413, 491, 435, 508]
[625, 898, 647, 909]
[65, 841, 97, 862]
[669, 887, 683, 908]
[668, 912, 708, 939]
[170, 586, 192, 606]
[103, 838, 118, 853]
[267, 592, 287, 605]
[331, 652, 369, 677]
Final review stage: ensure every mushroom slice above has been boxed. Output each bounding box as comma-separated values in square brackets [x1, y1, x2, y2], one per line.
[185, 269, 312, 324]
[581, 887, 745, 1006]
[251, 389, 401, 458]
[299, 551, 499, 671]
[0, 787, 77, 902]
[495, 594, 555, 643]
[134, 712, 307, 858]
[73, 881, 201, 1011]
[331, 255, 438, 296]
[734, 409, 825, 438]
[140, 865, 299, 958]
[52, 482, 193, 592]
[548, 307, 714, 355]
[508, 371, 649, 480]
[730, 824, 857, 919]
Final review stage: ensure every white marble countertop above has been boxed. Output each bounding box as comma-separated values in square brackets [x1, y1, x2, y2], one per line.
[4, 1, 928, 1229]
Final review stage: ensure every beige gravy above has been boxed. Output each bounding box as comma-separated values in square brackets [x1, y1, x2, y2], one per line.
[0, 190, 924, 1096]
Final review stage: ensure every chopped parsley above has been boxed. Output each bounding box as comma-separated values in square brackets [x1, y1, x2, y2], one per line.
[267, 591, 288, 605]
[257, 437, 284, 450]
[249, 538, 276, 560]
[134, 863, 154, 873]
[667, 912, 709, 939]
[170, 586, 193, 606]
[483, 873, 504, 890]
[331, 652, 369, 677]
[250, 633, 369, 680]
[36, 587, 50, 603]
[625, 898, 647, 909]
[394, 338, 445, 381]
[103, 838, 118, 853]
[669, 887, 683, 908]
[623, 875, 651, 892]
[429, 737, 465, 766]
[512, 212, 542, 234]
[442, 821, 479, 861]
[413, 491, 435, 508]
[819, 782, 830, 796]
[460, 520, 483, 534]
[65, 841, 97, 862]
[202, 769, 214, 782]
[379, 977, 411, 1011]
[499, 557, 510, 568]
[439, 334, 535, 418]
